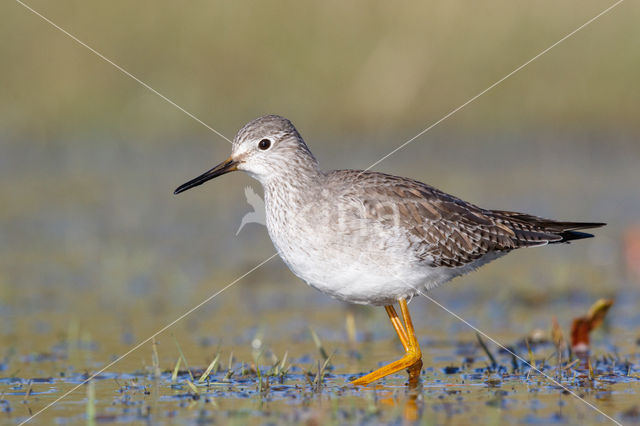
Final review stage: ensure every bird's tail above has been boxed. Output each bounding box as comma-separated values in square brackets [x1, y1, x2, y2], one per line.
[551, 221, 606, 243]
[488, 210, 605, 245]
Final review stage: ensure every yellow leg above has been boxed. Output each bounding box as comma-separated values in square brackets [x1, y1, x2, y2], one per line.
[399, 299, 423, 386]
[351, 298, 422, 386]
[385, 305, 410, 351]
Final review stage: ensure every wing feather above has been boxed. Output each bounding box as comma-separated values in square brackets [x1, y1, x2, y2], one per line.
[326, 170, 603, 268]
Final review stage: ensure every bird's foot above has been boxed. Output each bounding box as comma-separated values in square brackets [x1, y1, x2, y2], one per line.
[351, 347, 422, 387]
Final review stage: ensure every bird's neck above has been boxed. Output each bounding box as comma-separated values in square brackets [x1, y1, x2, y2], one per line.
[262, 161, 324, 216]
[262, 146, 323, 189]
[265, 166, 323, 196]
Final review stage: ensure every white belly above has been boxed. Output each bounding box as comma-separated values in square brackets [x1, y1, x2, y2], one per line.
[266, 210, 472, 305]
[275, 239, 504, 305]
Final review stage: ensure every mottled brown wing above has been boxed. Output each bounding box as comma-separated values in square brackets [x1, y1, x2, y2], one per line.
[330, 170, 586, 268]
[360, 178, 539, 267]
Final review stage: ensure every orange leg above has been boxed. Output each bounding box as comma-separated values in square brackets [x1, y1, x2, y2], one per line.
[351, 298, 422, 386]
[385, 305, 410, 351]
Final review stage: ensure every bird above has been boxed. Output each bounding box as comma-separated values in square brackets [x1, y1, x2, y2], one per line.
[174, 115, 605, 386]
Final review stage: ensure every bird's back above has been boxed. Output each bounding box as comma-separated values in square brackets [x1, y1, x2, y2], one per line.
[324, 170, 604, 268]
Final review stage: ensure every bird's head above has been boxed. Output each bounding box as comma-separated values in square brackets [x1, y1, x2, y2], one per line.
[174, 115, 318, 194]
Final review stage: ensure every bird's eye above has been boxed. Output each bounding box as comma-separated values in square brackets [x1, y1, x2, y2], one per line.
[258, 139, 271, 150]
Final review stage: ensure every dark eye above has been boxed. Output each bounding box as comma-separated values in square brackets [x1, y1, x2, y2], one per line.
[258, 139, 271, 150]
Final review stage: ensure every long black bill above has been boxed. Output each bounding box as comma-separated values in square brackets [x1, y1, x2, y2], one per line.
[174, 157, 238, 195]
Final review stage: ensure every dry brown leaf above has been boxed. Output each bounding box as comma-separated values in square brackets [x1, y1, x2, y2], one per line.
[570, 298, 614, 353]
[587, 299, 614, 330]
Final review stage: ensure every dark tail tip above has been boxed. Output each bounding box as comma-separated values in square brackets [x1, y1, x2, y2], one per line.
[558, 222, 606, 242]
[560, 230, 596, 242]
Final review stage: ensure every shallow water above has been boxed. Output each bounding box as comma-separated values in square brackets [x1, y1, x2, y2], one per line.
[2, 263, 639, 425]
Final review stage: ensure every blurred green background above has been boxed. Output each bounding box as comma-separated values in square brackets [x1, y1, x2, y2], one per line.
[3, 1, 639, 139]
[0, 1, 639, 422]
